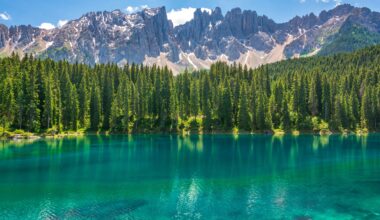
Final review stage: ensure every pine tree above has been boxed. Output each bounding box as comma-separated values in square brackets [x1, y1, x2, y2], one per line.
[69, 84, 79, 130]
[250, 80, 257, 130]
[202, 74, 213, 132]
[360, 85, 375, 130]
[184, 70, 191, 116]
[90, 85, 101, 131]
[238, 84, 251, 131]
[42, 73, 53, 129]
[309, 75, 319, 116]
[190, 80, 200, 117]
[110, 77, 130, 132]
[219, 80, 233, 130]
[25, 66, 40, 132]
[333, 95, 343, 130]
[102, 72, 114, 130]
[321, 75, 331, 121]
[59, 64, 73, 130]
[78, 72, 90, 128]
[159, 70, 175, 130]
[281, 96, 291, 131]
[0, 77, 15, 133]
[255, 91, 267, 130]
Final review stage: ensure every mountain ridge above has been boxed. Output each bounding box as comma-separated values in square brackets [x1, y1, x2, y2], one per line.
[1, 4, 380, 73]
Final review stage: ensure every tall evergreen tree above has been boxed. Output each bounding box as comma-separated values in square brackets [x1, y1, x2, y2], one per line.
[90, 85, 101, 131]
[0, 78, 15, 132]
[190, 80, 200, 117]
[238, 84, 251, 131]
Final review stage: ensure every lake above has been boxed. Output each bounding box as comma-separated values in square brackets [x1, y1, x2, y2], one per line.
[0, 134, 379, 219]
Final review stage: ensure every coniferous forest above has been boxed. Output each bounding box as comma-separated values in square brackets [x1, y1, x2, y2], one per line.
[0, 45, 380, 135]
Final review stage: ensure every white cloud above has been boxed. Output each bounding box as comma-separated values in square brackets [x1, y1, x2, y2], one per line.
[39, 22, 55, 30]
[167, 8, 196, 27]
[201, 8, 212, 14]
[38, 20, 68, 30]
[302, 0, 342, 6]
[125, 5, 148, 14]
[0, 12, 11, 21]
[57, 19, 68, 28]
[167, 7, 212, 27]
[333, 0, 342, 6]
[316, 0, 342, 5]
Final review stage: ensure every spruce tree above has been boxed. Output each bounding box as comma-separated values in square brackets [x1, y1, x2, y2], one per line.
[238, 84, 251, 131]
[90, 85, 101, 131]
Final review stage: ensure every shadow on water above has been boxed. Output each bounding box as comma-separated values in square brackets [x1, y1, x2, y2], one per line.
[62, 199, 147, 219]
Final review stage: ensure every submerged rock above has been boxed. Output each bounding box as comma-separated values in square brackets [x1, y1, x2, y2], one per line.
[294, 216, 313, 220]
[63, 199, 147, 219]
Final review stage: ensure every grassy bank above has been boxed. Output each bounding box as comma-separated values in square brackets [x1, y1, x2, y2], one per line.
[0, 126, 372, 141]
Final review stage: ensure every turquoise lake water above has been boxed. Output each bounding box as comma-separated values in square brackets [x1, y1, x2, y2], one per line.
[0, 134, 380, 219]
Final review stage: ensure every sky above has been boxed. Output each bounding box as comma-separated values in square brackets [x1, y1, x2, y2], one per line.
[1, 0, 380, 29]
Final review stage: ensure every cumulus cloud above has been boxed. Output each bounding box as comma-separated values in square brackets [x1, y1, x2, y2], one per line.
[316, 0, 342, 5]
[38, 20, 69, 30]
[301, 0, 342, 5]
[125, 5, 148, 14]
[39, 22, 55, 30]
[167, 7, 212, 27]
[57, 19, 68, 28]
[333, 0, 342, 5]
[0, 12, 11, 20]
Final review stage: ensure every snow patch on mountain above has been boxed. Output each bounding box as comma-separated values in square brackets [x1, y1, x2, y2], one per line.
[0, 4, 379, 74]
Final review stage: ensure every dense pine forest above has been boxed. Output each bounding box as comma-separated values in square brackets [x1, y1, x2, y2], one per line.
[0, 45, 380, 135]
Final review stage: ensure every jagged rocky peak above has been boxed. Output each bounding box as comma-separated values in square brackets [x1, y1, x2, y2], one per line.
[141, 7, 167, 18]
[212, 7, 223, 21]
[0, 24, 9, 48]
[225, 8, 245, 38]
[140, 6, 172, 43]
[4, 25, 43, 49]
[1, 4, 380, 73]
[69, 7, 169, 30]
[319, 4, 355, 22]
[287, 13, 319, 30]
[328, 4, 355, 15]
[176, 7, 224, 30]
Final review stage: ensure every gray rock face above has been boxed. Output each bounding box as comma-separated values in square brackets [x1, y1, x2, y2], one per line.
[282, 4, 380, 57]
[1, 4, 380, 72]
[173, 7, 279, 61]
[41, 7, 176, 65]
[0, 24, 42, 50]
[0, 24, 8, 48]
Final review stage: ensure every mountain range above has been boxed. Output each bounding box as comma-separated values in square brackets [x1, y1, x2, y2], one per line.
[1, 4, 380, 73]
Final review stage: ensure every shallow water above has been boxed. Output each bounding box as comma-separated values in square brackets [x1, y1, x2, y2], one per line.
[0, 134, 380, 219]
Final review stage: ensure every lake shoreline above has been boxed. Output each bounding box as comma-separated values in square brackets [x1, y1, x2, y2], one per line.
[0, 129, 373, 141]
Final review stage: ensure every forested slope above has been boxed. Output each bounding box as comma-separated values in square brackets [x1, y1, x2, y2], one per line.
[0, 45, 379, 134]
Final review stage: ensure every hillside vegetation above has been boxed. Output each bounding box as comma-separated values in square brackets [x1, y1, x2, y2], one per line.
[0, 45, 380, 135]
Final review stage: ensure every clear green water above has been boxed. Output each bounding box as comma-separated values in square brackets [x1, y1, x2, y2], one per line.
[0, 134, 380, 220]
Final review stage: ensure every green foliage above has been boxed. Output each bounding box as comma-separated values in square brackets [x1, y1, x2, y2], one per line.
[90, 85, 101, 131]
[319, 22, 380, 56]
[0, 45, 380, 134]
[312, 116, 329, 132]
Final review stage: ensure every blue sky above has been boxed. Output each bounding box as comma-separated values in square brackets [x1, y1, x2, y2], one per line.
[1, 0, 380, 28]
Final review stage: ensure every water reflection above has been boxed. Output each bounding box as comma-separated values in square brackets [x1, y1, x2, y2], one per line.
[0, 134, 378, 182]
[0, 134, 379, 219]
[0, 134, 378, 178]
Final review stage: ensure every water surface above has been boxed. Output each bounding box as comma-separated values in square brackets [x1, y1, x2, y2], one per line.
[0, 134, 380, 219]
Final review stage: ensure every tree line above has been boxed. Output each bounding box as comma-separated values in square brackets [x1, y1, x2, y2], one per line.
[0, 45, 380, 134]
